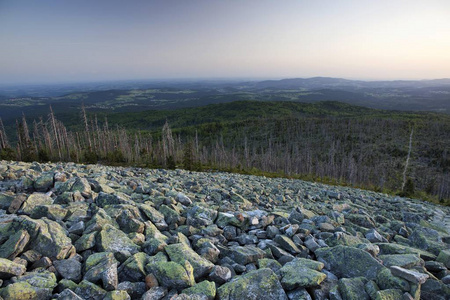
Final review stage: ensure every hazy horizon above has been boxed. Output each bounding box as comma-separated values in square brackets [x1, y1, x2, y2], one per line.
[1, 0, 449, 85]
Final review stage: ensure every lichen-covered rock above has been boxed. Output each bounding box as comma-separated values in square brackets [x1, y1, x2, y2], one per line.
[0, 257, 26, 279]
[376, 268, 410, 292]
[148, 261, 195, 290]
[337, 277, 369, 300]
[279, 259, 327, 290]
[222, 245, 266, 265]
[96, 224, 140, 259]
[84, 252, 118, 291]
[75, 280, 107, 300]
[378, 254, 423, 268]
[0, 229, 30, 259]
[186, 205, 218, 227]
[315, 245, 385, 280]
[374, 289, 404, 300]
[182, 280, 216, 300]
[1, 270, 58, 300]
[118, 252, 149, 282]
[436, 249, 450, 268]
[217, 268, 288, 300]
[20, 193, 54, 214]
[165, 243, 214, 279]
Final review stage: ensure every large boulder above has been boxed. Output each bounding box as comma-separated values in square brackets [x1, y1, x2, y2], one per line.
[279, 258, 327, 290]
[217, 268, 288, 300]
[315, 245, 385, 280]
[165, 243, 214, 279]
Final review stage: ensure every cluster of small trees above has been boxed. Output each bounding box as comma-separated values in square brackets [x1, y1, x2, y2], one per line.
[0, 106, 449, 202]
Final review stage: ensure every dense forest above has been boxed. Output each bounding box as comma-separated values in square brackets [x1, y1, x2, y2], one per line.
[0, 101, 449, 205]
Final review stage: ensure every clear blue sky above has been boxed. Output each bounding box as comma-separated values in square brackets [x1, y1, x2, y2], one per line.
[1, 0, 449, 84]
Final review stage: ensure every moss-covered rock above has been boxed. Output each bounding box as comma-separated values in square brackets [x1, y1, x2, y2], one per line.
[0, 281, 39, 299]
[118, 252, 149, 282]
[0, 257, 27, 279]
[374, 289, 403, 300]
[338, 277, 369, 300]
[378, 254, 423, 268]
[217, 268, 287, 300]
[222, 245, 266, 265]
[257, 258, 282, 273]
[84, 252, 118, 291]
[182, 280, 216, 300]
[96, 224, 140, 259]
[149, 261, 195, 290]
[376, 268, 410, 292]
[436, 249, 450, 268]
[279, 258, 326, 290]
[104, 290, 131, 300]
[74, 231, 97, 252]
[376, 243, 436, 261]
[75, 280, 107, 300]
[0, 229, 30, 259]
[315, 245, 385, 280]
[165, 243, 214, 279]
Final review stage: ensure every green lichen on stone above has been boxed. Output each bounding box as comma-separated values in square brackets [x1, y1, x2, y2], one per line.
[315, 245, 385, 280]
[374, 289, 404, 300]
[376, 268, 410, 292]
[338, 277, 370, 300]
[165, 243, 214, 279]
[217, 268, 287, 300]
[104, 290, 131, 300]
[378, 254, 422, 268]
[183, 280, 216, 300]
[0, 282, 38, 300]
[257, 258, 282, 273]
[149, 261, 195, 289]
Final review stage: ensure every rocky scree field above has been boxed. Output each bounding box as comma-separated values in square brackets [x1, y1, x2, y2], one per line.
[0, 161, 449, 300]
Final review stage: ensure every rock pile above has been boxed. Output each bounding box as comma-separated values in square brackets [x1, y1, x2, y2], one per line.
[0, 160, 449, 300]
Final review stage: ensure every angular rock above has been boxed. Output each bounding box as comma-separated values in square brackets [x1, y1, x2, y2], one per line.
[279, 258, 327, 290]
[315, 245, 385, 280]
[0, 229, 30, 259]
[165, 243, 214, 279]
[96, 224, 140, 259]
[182, 280, 216, 300]
[148, 261, 195, 290]
[217, 268, 288, 300]
[389, 266, 429, 284]
[338, 277, 369, 300]
[223, 245, 266, 265]
[54, 258, 82, 283]
[0, 257, 27, 279]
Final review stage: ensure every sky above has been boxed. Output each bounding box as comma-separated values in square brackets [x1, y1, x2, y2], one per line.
[1, 0, 450, 84]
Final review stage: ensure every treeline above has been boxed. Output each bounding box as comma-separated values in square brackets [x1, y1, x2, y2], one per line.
[0, 102, 449, 204]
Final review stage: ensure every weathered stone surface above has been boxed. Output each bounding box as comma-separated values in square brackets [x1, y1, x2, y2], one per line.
[1, 160, 450, 300]
[54, 258, 82, 283]
[315, 245, 385, 280]
[279, 259, 327, 290]
[338, 277, 370, 300]
[222, 245, 266, 265]
[147, 261, 195, 290]
[165, 243, 214, 279]
[96, 224, 140, 258]
[389, 266, 429, 284]
[0, 257, 26, 279]
[0, 229, 30, 259]
[379, 254, 423, 268]
[182, 280, 216, 300]
[217, 268, 288, 300]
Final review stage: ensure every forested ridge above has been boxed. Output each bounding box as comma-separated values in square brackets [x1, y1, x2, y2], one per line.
[1, 100, 449, 204]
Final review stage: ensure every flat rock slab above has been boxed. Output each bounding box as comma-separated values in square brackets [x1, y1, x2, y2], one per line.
[390, 266, 429, 284]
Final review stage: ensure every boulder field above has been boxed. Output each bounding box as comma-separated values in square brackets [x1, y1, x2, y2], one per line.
[0, 160, 449, 300]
